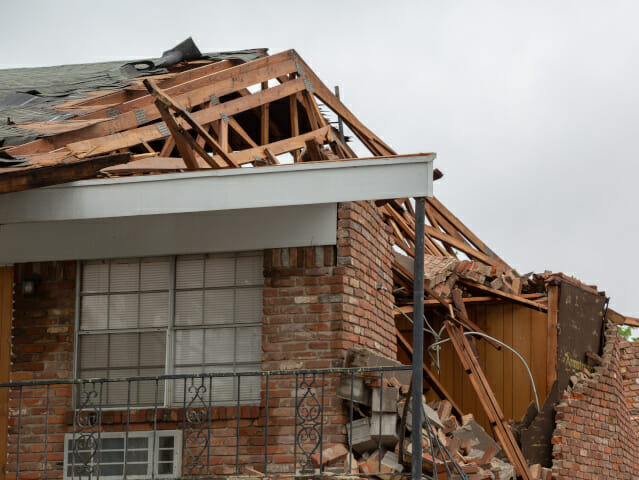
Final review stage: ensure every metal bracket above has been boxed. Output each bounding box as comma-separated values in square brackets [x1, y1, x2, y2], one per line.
[209, 94, 218, 106]
[219, 112, 229, 124]
[157, 123, 170, 137]
[134, 109, 146, 126]
[107, 108, 120, 118]
[303, 78, 314, 93]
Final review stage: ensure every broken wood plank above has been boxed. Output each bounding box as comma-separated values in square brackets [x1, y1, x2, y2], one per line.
[231, 125, 330, 165]
[394, 327, 463, 418]
[304, 138, 323, 162]
[426, 197, 510, 268]
[0, 153, 131, 194]
[445, 322, 532, 480]
[143, 79, 237, 168]
[56, 78, 306, 163]
[459, 279, 548, 312]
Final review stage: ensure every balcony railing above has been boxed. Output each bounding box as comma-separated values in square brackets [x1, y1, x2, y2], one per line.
[2, 366, 415, 480]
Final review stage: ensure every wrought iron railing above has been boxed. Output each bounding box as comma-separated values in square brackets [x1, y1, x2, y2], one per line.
[2, 366, 412, 480]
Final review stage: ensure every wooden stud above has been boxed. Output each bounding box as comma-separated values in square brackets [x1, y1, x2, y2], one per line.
[289, 95, 300, 162]
[304, 138, 323, 163]
[261, 81, 270, 145]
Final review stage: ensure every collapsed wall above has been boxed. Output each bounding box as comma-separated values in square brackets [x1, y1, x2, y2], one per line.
[552, 322, 639, 479]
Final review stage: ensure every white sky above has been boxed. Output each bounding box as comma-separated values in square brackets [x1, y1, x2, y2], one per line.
[2, 1, 637, 315]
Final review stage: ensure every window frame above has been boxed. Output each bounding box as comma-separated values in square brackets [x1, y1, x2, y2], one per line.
[63, 430, 182, 480]
[73, 252, 264, 409]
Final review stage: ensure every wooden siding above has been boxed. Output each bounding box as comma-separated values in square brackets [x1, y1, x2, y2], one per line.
[427, 303, 549, 433]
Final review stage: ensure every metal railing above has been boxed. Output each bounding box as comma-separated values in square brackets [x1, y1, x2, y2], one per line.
[2, 366, 413, 480]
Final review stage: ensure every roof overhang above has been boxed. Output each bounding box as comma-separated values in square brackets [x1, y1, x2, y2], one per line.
[0, 155, 434, 263]
[0, 154, 434, 224]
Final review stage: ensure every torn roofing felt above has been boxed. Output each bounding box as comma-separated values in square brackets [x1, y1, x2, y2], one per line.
[0, 41, 267, 146]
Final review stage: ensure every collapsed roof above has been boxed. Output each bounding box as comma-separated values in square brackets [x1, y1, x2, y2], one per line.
[0, 38, 552, 316]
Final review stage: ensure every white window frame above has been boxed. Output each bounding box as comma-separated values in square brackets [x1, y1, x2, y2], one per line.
[63, 430, 182, 480]
[73, 252, 263, 408]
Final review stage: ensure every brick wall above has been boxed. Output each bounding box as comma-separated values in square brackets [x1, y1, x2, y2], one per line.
[5, 200, 399, 478]
[261, 200, 396, 473]
[7, 261, 76, 480]
[551, 322, 639, 479]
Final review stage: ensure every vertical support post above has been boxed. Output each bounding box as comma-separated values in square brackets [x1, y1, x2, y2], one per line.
[411, 198, 425, 480]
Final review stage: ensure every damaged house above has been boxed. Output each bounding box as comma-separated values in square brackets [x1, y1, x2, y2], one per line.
[0, 39, 637, 480]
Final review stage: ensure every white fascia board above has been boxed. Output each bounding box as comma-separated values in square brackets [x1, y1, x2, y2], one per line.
[0, 154, 434, 224]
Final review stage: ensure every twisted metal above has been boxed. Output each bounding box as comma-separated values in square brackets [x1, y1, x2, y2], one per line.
[294, 374, 322, 473]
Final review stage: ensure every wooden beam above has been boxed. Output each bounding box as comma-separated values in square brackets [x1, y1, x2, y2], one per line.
[263, 148, 280, 165]
[304, 138, 323, 162]
[0, 153, 131, 194]
[289, 95, 300, 162]
[61, 78, 306, 161]
[445, 322, 532, 480]
[261, 81, 270, 145]
[7, 56, 299, 159]
[426, 197, 510, 268]
[219, 118, 229, 152]
[459, 279, 548, 312]
[143, 79, 237, 168]
[151, 100, 199, 169]
[396, 293, 546, 312]
[230, 125, 330, 165]
[228, 117, 257, 148]
[395, 327, 463, 419]
[292, 51, 396, 157]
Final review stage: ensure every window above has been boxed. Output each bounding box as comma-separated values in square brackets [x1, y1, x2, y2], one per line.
[77, 252, 263, 406]
[64, 431, 181, 479]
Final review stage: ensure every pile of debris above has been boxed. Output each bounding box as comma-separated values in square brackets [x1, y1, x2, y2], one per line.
[331, 373, 513, 479]
[394, 252, 525, 299]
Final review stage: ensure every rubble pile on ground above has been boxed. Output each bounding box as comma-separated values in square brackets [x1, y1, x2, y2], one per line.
[314, 374, 552, 480]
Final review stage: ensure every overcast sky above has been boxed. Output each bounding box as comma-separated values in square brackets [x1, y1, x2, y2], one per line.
[2, 1, 637, 315]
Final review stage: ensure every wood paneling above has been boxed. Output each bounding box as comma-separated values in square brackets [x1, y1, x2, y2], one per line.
[0, 266, 13, 480]
[430, 303, 548, 433]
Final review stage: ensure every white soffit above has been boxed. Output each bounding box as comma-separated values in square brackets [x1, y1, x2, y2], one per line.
[0, 204, 338, 263]
[0, 154, 434, 224]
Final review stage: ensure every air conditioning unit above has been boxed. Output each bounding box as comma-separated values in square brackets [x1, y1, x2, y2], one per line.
[64, 430, 181, 479]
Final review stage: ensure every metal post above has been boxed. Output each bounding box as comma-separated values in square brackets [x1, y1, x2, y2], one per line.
[411, 197, 425, 480]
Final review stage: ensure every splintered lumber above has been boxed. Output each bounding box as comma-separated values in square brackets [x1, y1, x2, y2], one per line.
[291, 51, 396, 157]
[61, 78, 306, 161]
[143, 79, 237, 168]
[8, 55, 299, 157]
[232, 125, 331, 164]
[445, 322, 532, 480]
[0, 153, 131, 194]
[426, 197, 510, 268]
[459, 279, 548, 312]
[101, 156, 201, 174]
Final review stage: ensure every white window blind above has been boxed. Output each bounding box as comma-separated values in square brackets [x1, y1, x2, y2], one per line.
[77, 252, 263, 406]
